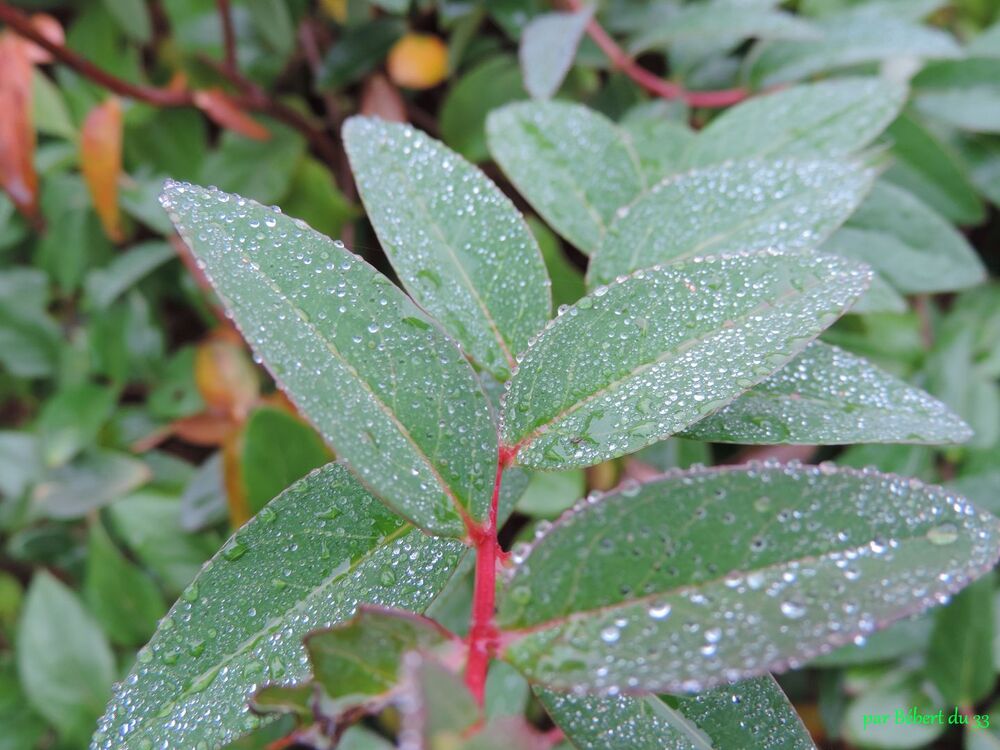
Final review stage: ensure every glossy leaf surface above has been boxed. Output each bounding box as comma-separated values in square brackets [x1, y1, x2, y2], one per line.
[685, 78, 906, 165]
[499, 463, 1000, 693]
[486, 101, 646, 254]
[161, 182, 496, 536]
[682, 342, 972, 445]
[344, 117, 550, 380]
[589, 158, 872, 286]
[502, 251, 869, 469]
[93, 464, 466, 750]
[537, 675, 816, 750]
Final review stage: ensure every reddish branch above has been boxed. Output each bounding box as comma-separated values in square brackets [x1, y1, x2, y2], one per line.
[564, 0, 748, 108]
[215, 0, 238, 74]
[0, 1, 340, 169]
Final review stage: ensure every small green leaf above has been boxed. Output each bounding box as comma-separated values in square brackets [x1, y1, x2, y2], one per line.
[18, 571, 115, 744]
[36, 382, 117, 467]
[882, 112, 985, 226]
[199, 121, 305, 205]
[530, 217, 584, 309]
[84, 240, 175, 311]
[487, 101, 646, 254]
[32, 69, 76, 140]
[821, 181, 986, 293]
[519, 10, 592, 100]
[344, 117, 551, 380]
[304, 607, 459, 704]
[0, 655, 46, 750]
[32, 448, 151, 519]
[913, 58, 1000, 134]
[685, 78, 906, 165]
[746, 14, 960, 87]
[244, 0, 295, 56]
[439, 56, 526, 164]
[589, 158, 873, 286]
[516, 469, 586, 518]
[318, 19, 404, 89]
[842, 674, 945, 748]
[502, 251, 869, 469]
[100, 0, 152, 43]
[161, 181, 497, 536]
[926, 574, 995, 706]
[93, 464, 467, 750]
[84, 521, 166, 647]
[537, 675, 816, 749]
[682, 342, 972, 445]
[498, 463, 1000, 693]
[241, 407, 331, 517]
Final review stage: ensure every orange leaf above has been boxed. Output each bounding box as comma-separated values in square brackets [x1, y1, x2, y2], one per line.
[80, 97, 124, 242]
[194, 89, 270, 141]
[170, 413, 238, 446]
[222, 430, 250, 528]
[0, 32, 38, 221]
[194, 335, 261, 420]
[21, 13, 64, 64]
[387, 33, 449, 90]
[360, 73, 407, 123]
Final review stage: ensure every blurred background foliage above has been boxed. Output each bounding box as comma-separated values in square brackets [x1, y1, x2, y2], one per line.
[1, 0, 1000, 748]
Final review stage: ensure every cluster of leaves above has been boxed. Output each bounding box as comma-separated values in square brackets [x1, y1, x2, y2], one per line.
[1, 1, 1000, 750]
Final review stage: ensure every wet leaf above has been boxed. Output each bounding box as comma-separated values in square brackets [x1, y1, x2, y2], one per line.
[501, 251, 869, 469]
[487, 101, 646, 254]
[685, 78, 906, 166]
[746, 13, 960, 87]
[19, 571, 115, 745]
[498, 463, 1000, 693]
[0, 32, 38, 220]
[161, 181, 497, 537]
[537, 675, 816, 749]
[821, 181, 986, 293]
[519, 10, 592, 100]
[81, 97, 125, 242]
[589, 158, 873, 286]
[93, 464, 467, 750]
[193, 89, 270, 141]
[620, 116, 694, 185]
[345, 117, 550, 380]
[682, 342, 972, 445]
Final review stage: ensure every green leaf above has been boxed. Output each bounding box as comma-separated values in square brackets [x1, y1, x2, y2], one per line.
[682, 342, 972, 445]
[951, 134, 1000, 209]
[589, 158, 873, 286]
[101, 0, 152, 43]
[344, 117, 551, 380]
[842, 674, 945, 747]
[630, 2, 819, 55]
[36, 174, 114, 292]
[93, 464, 467, 750]
[685, 78, 906, 166]
[537, 675, 816, 749]
[821, 181, 986, 293]
[161, 181, 497, 537]
[485, 661, 530, 719]
[32, 69, 76, 140]
[36, 382, 117, 467]
[84, 240, 175, 311]
[620, 116, 695, 185]
[32, 448, 151, 520]
[0, 268, 61, 378]
[199, 121, 305, 205]
[882, 112, 985, 225]
[809, 615, 933, 666]
[84, 520, 166, 647]
[0, 655, 46, 750]
[281, 157, 358, 241]
[970, 19, 1000, 57]
[746, 14, 960, 87]
[530, 217, 584, 309]
[304, 607, 459, 704]
[245, 0, 295, 56]
[241, 406, 331, 517]
[487, 101, 646, 254]
[516, 469, 586, 518]
[913, 58, 1000, 134]
[317, 19, 404, 89]
[498, 463, 1000, 693]
[519, 10, 592, 100]
[926, 574, 995, 706]
[501, 251, 869, 469]
[439, 56, 526, 164]
[18, 571, 115, 744]
[109, 489, 220, 593]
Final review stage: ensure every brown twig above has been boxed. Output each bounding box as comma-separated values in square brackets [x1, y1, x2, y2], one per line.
[0, 1, 341, 170]
[215, 0, 238, 74]
[563, 0, 748, 108]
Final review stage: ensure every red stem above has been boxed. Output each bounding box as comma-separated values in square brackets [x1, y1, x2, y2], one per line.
[465, 454, 504, 704]
[215, 0, 238, 74]
[565, 0, 748, 108]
